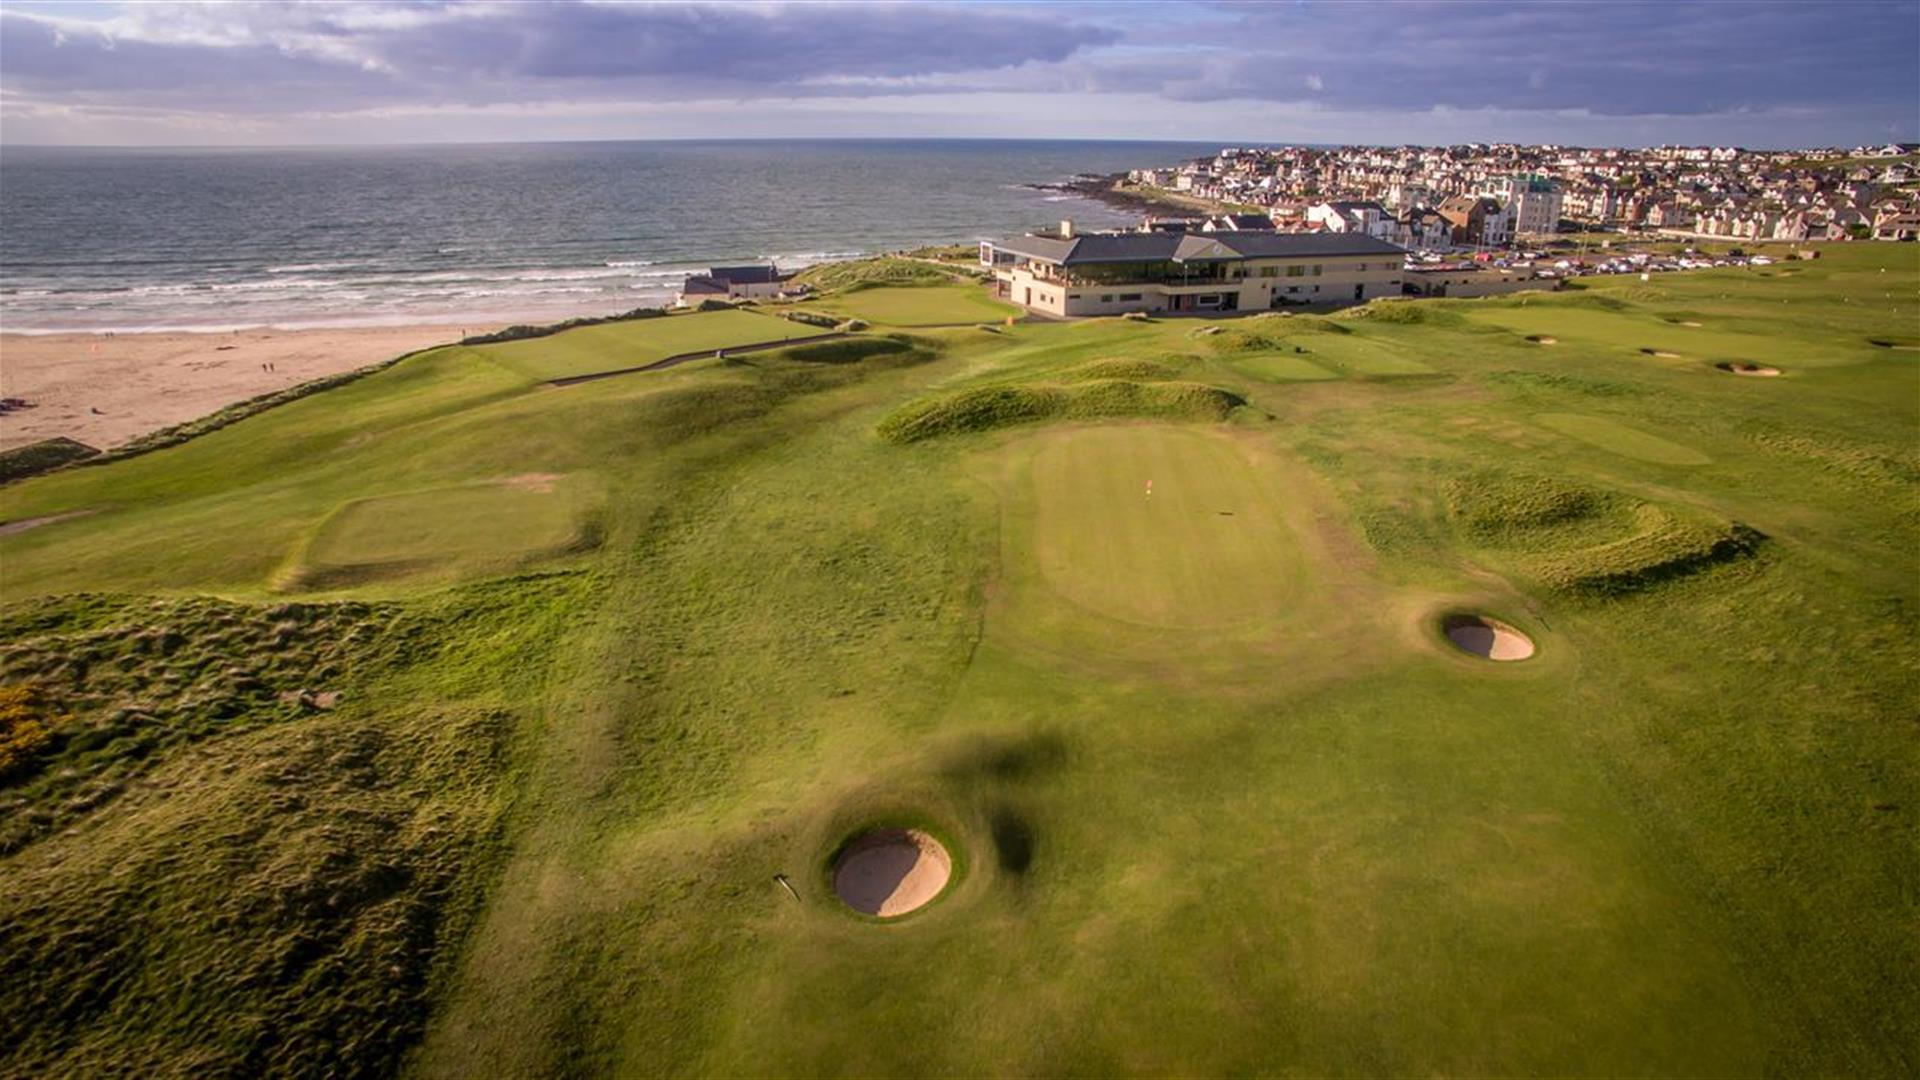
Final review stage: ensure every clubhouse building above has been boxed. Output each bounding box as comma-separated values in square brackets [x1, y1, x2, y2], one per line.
[980, 223, 1406, 317]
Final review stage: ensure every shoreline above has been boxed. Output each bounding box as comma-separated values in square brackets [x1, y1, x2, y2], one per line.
[0, 323, 482, 452]
[1025, 172, 1238, 218]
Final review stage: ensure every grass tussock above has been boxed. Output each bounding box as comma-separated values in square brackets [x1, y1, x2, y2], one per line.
[0, 593, 405, 851]
[1483, 370, 1644, 397]
[1529, 504, 1763, 595]
[780, 309, 840, 329]
[877, 378, 1243, 443]
[1448, 471, 1759, 593]
[1447, 471, 1628, 545]
[794, 257, 962, 291]
[0, 576, 581, 1077]
[0, 437, 100, 486]
[1746, 430, 1920, 491]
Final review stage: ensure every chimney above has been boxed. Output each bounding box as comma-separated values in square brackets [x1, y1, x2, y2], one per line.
[1059, 218, 1075, 238]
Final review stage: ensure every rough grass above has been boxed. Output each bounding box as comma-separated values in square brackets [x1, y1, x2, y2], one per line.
[1529, 505, 1763, 595]
[876, 378, 1244, 443]
[793, 257, 959, 291]
[0, 437, 99, 486]
[0, 575, 581, 1076]
[1057, 357, 1184, 382]
[0, 243, 1915, 1078]
[1446, 470, 1631, 547]
[1211, 315, 1349, 353]
[1483, 370, 1645, 397]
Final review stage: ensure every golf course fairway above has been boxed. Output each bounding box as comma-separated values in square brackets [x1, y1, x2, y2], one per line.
[0, 250, 1914, 1077]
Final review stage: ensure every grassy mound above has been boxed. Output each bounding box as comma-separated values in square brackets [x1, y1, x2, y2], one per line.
[793, 257, 958, 291]
[877, 378, 1243, 443]
[1530, 505, 1762, 595]
[780, 337, 912, 365]
[1339, 299, 1463, 326]
[0, 579, 575, 1076]
[1058, 357, 1184, 382]
[1447, 471, 1631, 548]
[0, 437, 99, 486]
[1213, 316, 1349, 353]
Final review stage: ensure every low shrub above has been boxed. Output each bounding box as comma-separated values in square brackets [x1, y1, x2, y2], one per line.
[781, 309, 840, 328]
[460, 305, 667, 345]
[0, 437, 99, 486]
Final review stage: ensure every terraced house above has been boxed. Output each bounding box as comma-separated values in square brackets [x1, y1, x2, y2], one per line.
[981, 224, 1406, 316]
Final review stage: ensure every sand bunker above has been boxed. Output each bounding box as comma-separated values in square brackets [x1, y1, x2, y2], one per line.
[1442, 614, 1536, 661]
[1716, 362, 1781, 377]
[1640, 348, 1683, 359]
[1667, 319, 1703, 328]
[1526, 335, 1557, 345]
[833, 828, 952, 917]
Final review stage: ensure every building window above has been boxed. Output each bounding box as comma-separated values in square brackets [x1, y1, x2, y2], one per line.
[1119, 293, 1142, 301]
[1286, 265, 1305, 277]
[1259, 266, 1278, 278]
[1101, 294, 1114, 302]
[1312, 264, 1323, 276]
[1286, 286, 1300, 294]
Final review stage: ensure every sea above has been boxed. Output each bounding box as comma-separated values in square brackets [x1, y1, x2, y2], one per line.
[0, 139, 1223, 334]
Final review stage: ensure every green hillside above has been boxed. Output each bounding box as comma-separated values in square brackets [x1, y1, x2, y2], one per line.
[2, 246, 1916, 1077]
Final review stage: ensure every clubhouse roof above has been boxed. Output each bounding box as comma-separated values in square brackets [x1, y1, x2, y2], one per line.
[989, 231, 1406, 267]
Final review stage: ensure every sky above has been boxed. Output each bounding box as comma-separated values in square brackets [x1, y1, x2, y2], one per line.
[1, 0, 1915, 149]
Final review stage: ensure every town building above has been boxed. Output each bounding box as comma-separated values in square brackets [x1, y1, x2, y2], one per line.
[980, 222, 1406, 317]
[677, 264, 789, 305]
[1488, 175, 1564, 236]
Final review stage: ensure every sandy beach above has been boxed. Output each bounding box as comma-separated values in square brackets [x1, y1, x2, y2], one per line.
[0, 324, 480, 451]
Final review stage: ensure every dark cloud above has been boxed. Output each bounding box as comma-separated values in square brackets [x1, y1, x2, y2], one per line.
[0, 0, 1914, 141]
[0, 3, 1120, 112]
[1084, 1, 1920, 119]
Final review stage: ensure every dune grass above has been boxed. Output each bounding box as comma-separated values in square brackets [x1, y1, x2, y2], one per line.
[0, 243, 1915, 1077]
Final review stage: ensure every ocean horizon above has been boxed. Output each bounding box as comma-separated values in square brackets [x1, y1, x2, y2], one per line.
[0, 138, 1226, 334]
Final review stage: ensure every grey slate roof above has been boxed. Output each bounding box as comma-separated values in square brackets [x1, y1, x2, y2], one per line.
[993, 230, 1402, 266]
[709, 264, 782, 285]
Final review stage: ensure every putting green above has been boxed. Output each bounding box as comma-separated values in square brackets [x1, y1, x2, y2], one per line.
[1225, 351, 1340, 382]
[1536, 413, 1711, 466]
[301, 476, 589, 584]
[1310, 336, 1438, 377]
[813, 283, 1019, 326]
[1027, 425, 1301, 629]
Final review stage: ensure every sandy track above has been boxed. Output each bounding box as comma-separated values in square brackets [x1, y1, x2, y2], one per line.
[0, 325, 478, 451]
